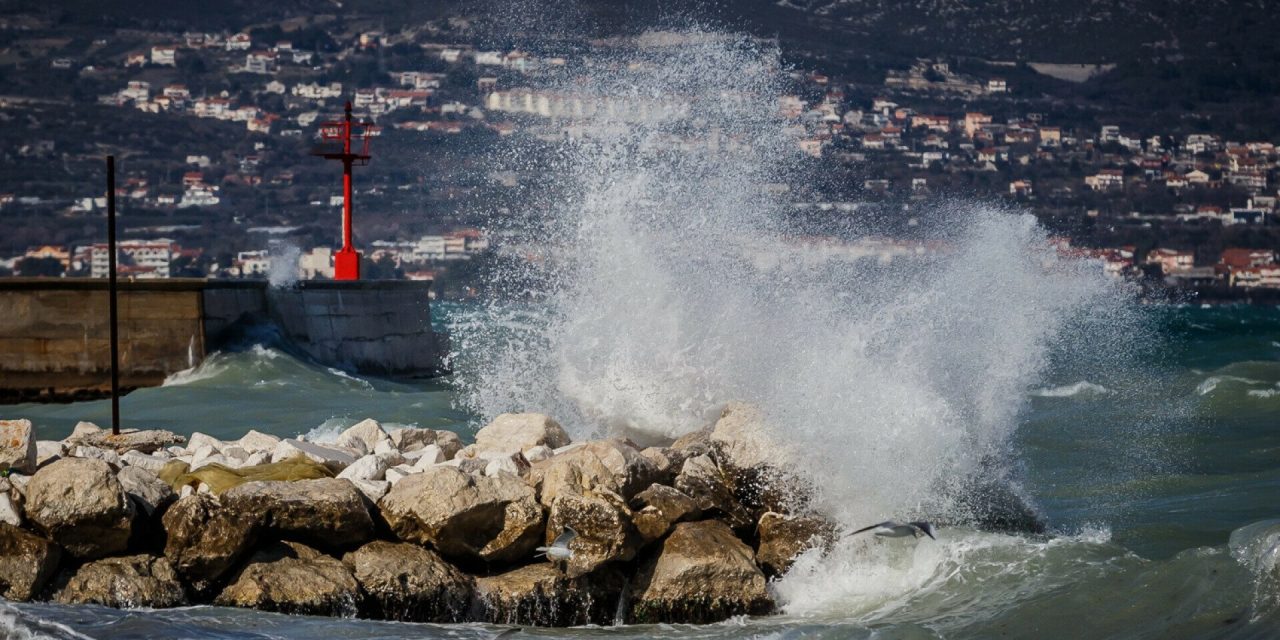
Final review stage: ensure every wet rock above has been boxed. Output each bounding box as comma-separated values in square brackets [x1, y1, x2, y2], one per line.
[755, 512, 837, 577]
[547, 490, 640, 578]
[162, 493, 259, 592]
[0, 523, 61, 601]
[270, 439, 358, 472]
[335, 419, 391, 456]
[474, 563, 627, 627]
[638, 447, 688, 485]
[531, 447, 619, 507]
[215, 541, 359, 616]
[474, 413, 571, 454]
[669, 428, 713, 457]
[629, 484, 702, 545]
[24, 457, 134, 559]
[630, 520, 772, 624]
[342, 541, 472, 622]
[379, 466, 544, 565]
[221, 479, 374, 550]
[709, 402, 782, 470]
[673, 455, 752, 531]
[0, 419, 37, 474]
[52, 554, 186, 608]
[64, 424, 185, 455]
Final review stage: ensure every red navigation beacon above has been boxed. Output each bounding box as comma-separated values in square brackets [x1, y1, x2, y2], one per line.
[313, 101, 377, 280]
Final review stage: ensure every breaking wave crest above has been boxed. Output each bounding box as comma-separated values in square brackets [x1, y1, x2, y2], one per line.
[1030, 381, 1114, 398]
[456, 27, 1143, 529]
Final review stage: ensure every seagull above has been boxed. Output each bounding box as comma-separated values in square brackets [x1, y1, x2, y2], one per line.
[848, 520, 937, 540]
[535, 526, 577, 567]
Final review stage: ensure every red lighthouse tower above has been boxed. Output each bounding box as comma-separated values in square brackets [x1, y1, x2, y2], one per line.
[314, 101, 377, 280]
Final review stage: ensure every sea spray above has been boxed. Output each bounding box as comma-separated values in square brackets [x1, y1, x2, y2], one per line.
[454, 28, 1149, 530]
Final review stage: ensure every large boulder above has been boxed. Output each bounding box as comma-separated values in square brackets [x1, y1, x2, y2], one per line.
[222, 479, 373, 550]
[63, 423, 185, 455]
[215, 540, 359, 617]
[24, 457, 134, 559]
[379, 466, 543, 565]
[0, 419, 37, 474]
[629, 520, 773, 624]
[755, 512, 837, 577]
[531, 439, 662, 506]
[0, 523, 61, 601]
[673, 455, 752, 531]
[342, 541, 473, 622]
[629, 484, 702, 545]
[52, 554, 186, 608]
[473, 563, 627, 626]
[162, 493, 260, 592]
[546, 490, 640, 578]
[474, 413, 571, 454]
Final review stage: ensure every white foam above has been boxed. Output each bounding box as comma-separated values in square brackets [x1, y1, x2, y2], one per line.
[1030, 381, 1113, 398]
[457, 27, 1137, 529]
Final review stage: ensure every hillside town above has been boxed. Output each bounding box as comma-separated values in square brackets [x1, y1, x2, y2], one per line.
[3, 14, 1280, 297]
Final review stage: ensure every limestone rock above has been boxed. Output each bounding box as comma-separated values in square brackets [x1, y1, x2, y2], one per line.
[0, 489, 21, 527]
[755, 512, 837, 577]
[53, 554, 186, 608]
[0, 523, 61, 601]
[484, 456, 524, 478]
[118, 466, 177, 518]
[669, 427, 713, 457]
[349, 479, 389, 503]
[215, 541, 359, 617]
[64, 425, 185, 455]
[709, 402, 784, 470]
[35, 440, 65, 468]
[630, 520, 772, 623]
[475, 413, 571, 453]
[410, 444, 445, 469]
[385, 465, 418, 484]
[162, 493, 259, 591]
[389, 426, 436, 451]
[629, 484, 702, 544]
[24, 457, 133, 559]
[222, 479, 373, 549]
[0, 419, 37, 474]
[72, 444, 122, 469]
[270, 439, 358, 472]
[379, 466, 544, 565]
[523, 445, 554, 463]
[237, 430, 281, 454]
[474, 563, 627, 627]
[335, 419, 391, 456]
[547, 490, 640, 578]
[342, 541, 472, 622]
[121, 450, 169, 473]
[673, 454, 752, 531]
[337, 453, 392, 481]
[434, 430, 463, 459]
[187, 432, 224, 454]
[639, 446, 688, 485]
[532, 447, 620, 508]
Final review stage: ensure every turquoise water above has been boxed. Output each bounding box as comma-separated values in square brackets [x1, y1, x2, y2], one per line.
[6, 304, 1280, 639]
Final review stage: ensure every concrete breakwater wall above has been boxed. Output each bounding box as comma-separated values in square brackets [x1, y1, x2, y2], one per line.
[0, 278, 447, 402]
[0, 406, 836, 626]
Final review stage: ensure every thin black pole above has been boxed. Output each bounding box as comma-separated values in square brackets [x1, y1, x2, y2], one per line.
[106, 156, 120, 436]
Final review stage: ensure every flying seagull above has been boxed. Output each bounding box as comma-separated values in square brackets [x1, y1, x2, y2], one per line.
[848, 521, 937, 540]
[535, 526, 577, 566]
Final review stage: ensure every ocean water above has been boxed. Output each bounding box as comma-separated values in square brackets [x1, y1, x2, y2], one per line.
[5, 305, 1280, 639]
[8, 26, 1280, 639]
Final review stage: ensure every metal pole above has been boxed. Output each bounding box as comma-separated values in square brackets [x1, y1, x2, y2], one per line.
[106, 156, 120, 436]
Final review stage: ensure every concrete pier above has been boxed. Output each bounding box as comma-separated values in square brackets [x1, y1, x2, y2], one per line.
[0, 278, 446, 402]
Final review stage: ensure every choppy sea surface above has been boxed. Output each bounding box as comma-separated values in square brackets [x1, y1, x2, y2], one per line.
[5, 303, 1280, 639]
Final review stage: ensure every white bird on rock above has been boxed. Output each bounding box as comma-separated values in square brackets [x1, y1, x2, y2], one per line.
[535, 526, 577, 566]
[848, 520, 937, 540]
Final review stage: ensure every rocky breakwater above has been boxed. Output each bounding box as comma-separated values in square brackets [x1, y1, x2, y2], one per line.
[0, 406, 836, 626]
